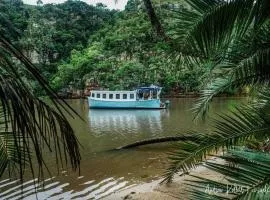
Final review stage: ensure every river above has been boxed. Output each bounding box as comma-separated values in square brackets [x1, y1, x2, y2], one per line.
[0, 98, 244, 199]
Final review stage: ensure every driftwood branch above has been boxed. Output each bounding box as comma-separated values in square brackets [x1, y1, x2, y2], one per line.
[116, 135, 197, 150]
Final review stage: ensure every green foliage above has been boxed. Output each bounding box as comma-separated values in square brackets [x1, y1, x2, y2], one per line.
[1, 0, 209, 94]
[36, 0, 115, 61]
[52, 6, 205, 93]
[0, 0, 29, 41]
[1, 0, 116, 92]
[125, 0, 141, 11]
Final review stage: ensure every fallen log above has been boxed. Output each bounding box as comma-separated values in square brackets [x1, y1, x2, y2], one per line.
[116, 135, 197, 150]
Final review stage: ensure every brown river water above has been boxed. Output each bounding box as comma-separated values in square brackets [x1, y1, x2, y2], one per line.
[0, 98, 244, 199]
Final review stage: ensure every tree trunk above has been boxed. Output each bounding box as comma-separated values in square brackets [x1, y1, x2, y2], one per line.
[142, 0, 169, 41]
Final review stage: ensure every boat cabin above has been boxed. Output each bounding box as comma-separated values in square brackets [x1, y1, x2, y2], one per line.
[90, 86, 161, 101]
[90, 91, 136, 101]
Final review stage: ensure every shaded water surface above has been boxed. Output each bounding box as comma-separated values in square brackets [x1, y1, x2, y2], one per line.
[0, 98, 244, 199]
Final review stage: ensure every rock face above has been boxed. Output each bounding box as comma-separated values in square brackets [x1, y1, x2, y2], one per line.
[57, 79, 101, 99]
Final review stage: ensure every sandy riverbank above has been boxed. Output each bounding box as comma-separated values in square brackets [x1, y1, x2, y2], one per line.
[103, 157, 227, 200]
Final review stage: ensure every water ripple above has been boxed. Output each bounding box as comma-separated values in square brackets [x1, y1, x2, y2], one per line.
[0, 176, 129, 200]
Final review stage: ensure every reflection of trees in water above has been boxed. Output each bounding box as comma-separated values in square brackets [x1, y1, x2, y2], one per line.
[88, 110, 168, 135]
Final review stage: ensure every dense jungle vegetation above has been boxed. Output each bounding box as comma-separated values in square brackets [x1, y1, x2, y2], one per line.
[1, 0, 207, 95]
[1, 0, 270, 199]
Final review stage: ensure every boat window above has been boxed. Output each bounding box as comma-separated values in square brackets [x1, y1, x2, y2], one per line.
[116, 94, 120, 99]
[102, 94, 106, 99]
[97, 93, 100, 98]
[123, 94, 127, 99]
[130, 94, 134, 99]
[109, 94, 113, 99]
[92, 93, 95, 97]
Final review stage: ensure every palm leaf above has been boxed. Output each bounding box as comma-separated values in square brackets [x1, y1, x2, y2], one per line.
[185, 0, 270, 57]
[163, 100, 270, 183]
[159, 1, 270, 199]
[0, 20, 81, 181]
[186, 150, 270, 199]
[193, 48, 270, 120]
[0, 131, 28, 177]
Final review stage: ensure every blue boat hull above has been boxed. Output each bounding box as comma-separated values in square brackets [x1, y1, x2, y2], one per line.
[88, 98, 163, 109]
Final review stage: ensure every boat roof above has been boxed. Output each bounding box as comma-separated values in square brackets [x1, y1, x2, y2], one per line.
[91, 85, 161, 93]
[137, 85, 161, 91]
[91, 90, 135, 93]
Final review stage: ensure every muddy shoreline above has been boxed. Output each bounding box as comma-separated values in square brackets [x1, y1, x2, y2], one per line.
[103, 157, 227, 200]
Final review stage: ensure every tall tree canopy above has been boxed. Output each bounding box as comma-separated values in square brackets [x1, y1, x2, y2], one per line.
[51, 0, 205, 94]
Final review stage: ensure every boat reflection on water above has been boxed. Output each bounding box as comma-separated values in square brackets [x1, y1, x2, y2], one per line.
[88, 109, 169, 135]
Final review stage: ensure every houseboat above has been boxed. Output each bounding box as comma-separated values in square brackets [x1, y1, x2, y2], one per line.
[88, 85, 168, 109]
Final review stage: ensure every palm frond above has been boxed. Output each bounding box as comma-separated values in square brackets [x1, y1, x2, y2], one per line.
[167, 0, 221, 46]
[165, 0, 220, 68]
[185, 0, 269, 57]
[193, 48, 270, 120]
[166, 0, 270, 87]
[0, 131, 28, 177]
[0, 23, 81, 180]
[0, 74, 81, 179]
[159, 0, 270, 199]
[186, 150, 270, 199]
[163, 99, 270, 183]
[192, 77, 231, 120]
